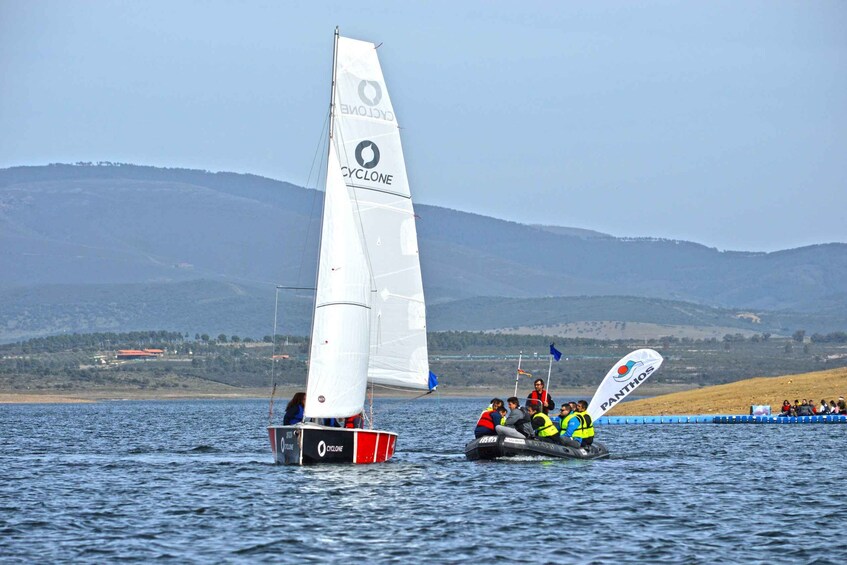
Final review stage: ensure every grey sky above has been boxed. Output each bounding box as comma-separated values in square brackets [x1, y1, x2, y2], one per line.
[2, 0, 845, 251]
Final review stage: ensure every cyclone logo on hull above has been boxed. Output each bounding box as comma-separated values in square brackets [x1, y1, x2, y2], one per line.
[614, 360, 643, 382]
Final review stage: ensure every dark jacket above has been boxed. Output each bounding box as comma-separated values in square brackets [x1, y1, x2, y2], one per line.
[796, 404, 814, 417]
[505, 407, 533, 437]
[283, 404, 304, 425]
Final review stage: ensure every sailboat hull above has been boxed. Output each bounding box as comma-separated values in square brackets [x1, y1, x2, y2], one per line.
[268, 424, 397, 465]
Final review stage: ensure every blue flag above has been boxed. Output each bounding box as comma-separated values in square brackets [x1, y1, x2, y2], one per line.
[550, 343, 562, 361]
[428, 371, 439, 390]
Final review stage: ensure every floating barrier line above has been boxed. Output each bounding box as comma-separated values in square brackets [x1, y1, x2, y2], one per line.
[595, 415, 847, 425]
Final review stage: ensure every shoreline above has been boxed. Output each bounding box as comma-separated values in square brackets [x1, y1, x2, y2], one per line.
[0, 383, 693, 405]
[3, 368, 845, 417]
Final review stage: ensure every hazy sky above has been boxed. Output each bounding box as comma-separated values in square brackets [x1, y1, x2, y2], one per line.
[2, 1, 845, 251]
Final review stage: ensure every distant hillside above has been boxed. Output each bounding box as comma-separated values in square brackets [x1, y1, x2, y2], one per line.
[531, 225, 613, 239]
[1, 163, 846, 340]
[427, 295, 844, 336]
[0, 280, 305, 342]
[1, 280, 839, 343]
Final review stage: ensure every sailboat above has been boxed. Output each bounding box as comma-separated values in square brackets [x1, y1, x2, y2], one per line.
[268, 29, 436, 465]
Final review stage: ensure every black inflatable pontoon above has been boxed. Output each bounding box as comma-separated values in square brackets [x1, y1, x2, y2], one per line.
[465, 434, 609, 461]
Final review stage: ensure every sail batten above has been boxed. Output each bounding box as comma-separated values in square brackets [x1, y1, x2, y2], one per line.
[315, 301, 371, 309]
[345, 184, 412, 199]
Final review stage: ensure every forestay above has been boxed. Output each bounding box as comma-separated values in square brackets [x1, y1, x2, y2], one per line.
[332, 36, 431, 391]
[304, 143, 372, 419]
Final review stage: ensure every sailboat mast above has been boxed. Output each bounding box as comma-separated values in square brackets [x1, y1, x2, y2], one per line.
[302, 28, 342, 421]
[328, 26, 340, 142]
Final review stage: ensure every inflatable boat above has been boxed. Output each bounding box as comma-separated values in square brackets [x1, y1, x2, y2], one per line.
[464, 434, 609, 461]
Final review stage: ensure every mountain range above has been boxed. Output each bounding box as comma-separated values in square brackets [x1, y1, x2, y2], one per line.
[1, 163, 845, 342]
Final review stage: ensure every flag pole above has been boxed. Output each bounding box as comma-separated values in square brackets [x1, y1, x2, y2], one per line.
[546, 354, 553, 383]
[545, 353, 554, 404]
[513, 351, 523, 398]
[547, 343, 562, 413]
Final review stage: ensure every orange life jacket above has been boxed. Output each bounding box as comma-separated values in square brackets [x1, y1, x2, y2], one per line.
[475, 408, 498, 431]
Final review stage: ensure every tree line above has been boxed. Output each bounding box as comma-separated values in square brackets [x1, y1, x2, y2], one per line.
[5, 329, 846, 356]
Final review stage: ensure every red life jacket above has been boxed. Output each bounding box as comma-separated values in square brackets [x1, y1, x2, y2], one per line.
[528, 390, 549, 409]
[475, 408, 498, 431]
[344, 414, 362, 428]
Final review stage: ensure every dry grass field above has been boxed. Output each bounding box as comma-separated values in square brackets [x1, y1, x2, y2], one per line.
[0, 387, 273, 404]
[609, 367, 847, 416]
[502, 320, 761, 341]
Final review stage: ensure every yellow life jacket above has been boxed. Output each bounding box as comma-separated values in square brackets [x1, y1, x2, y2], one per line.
[572, 411, 595, 440]
[532, 412, 558, 438]
[560, 412, 578, 436]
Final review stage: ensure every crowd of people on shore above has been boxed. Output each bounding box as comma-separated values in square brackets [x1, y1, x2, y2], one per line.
[473, 378, 595, 449]
[778, 397, 847, 417]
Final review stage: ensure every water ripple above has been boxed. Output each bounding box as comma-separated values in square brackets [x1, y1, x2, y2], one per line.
[1, 398, 845, 562]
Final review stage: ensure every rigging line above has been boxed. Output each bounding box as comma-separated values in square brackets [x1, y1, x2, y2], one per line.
[335, 127, 379, 295]
[268, 285, 283, 424]
[300, 28, 339, 387]
[304, 109, 331, 189]
[367, 381, 374, 430]
[296, 108, 331, 288]
[268, 382, 277, 424]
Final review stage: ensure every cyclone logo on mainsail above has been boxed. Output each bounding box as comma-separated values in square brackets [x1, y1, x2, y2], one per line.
[358, 80, 382, 106]
[614, 360, 643, 382]
[355, 140, 380, 169]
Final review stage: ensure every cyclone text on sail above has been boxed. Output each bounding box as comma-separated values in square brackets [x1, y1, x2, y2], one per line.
[341, 139, 394, 186]
[340, 103, 395, 122]
[341, 167, 394, 185]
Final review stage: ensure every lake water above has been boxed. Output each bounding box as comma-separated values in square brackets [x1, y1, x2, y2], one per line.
[1, 397, 845, 563]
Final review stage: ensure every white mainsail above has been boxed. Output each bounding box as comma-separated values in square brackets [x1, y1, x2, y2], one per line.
[303, 143, 372, 419]
[332, 36, 432, 391]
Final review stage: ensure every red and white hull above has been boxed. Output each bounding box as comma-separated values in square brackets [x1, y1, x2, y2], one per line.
[268, 424, 397, 465]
